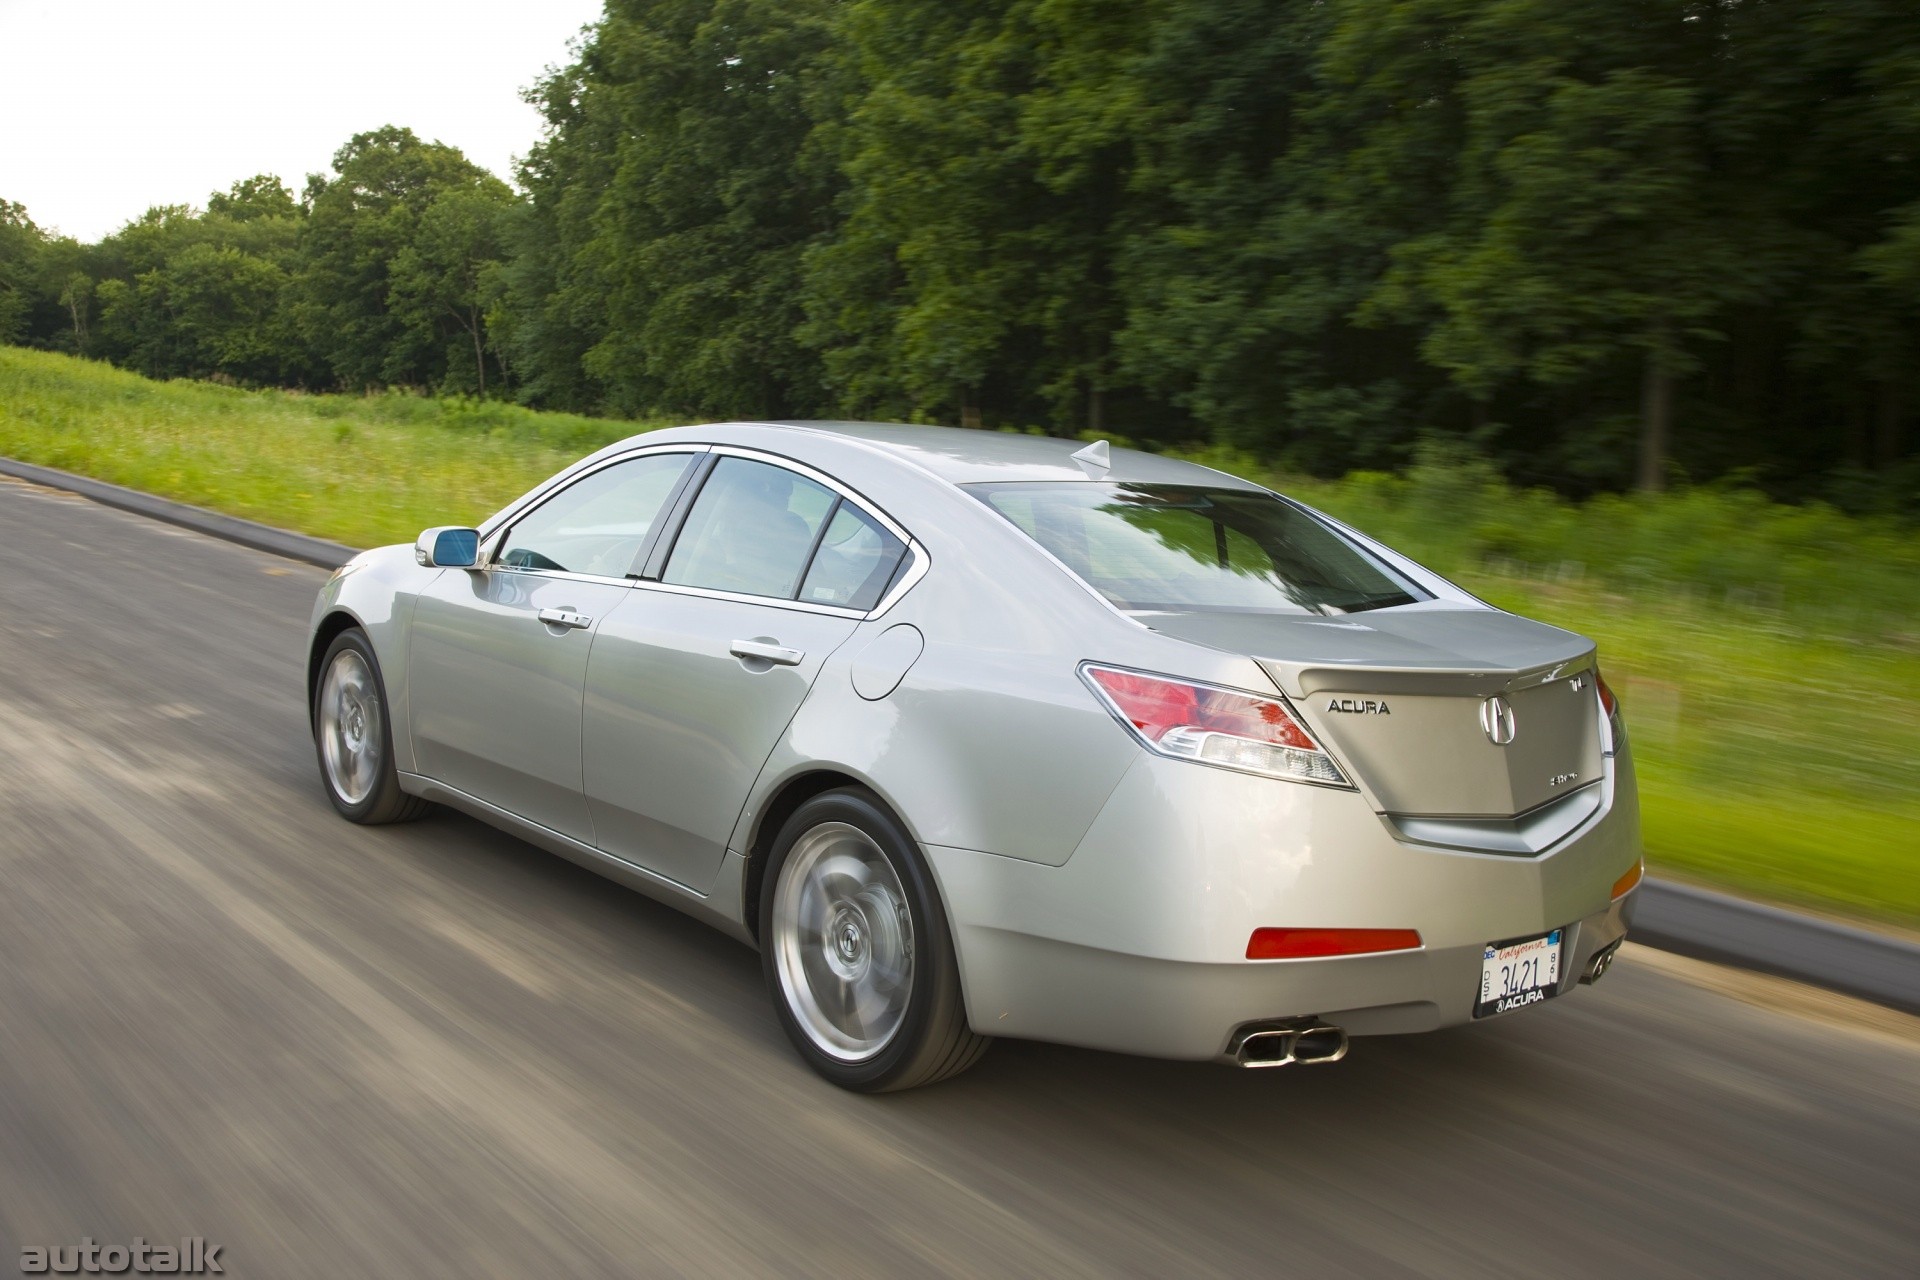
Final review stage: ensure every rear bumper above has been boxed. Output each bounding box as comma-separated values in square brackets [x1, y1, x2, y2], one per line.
[925, 745, 1642, 1061]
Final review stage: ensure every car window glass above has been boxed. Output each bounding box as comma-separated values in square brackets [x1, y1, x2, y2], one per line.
[499, 453, 691, 577]
[798, 503, 907, 611]
[662, 456, 837, 600]
[966, 482, 1425, 615]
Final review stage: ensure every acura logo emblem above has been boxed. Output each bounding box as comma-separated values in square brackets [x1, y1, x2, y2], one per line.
[1480, 695, 1517, 746]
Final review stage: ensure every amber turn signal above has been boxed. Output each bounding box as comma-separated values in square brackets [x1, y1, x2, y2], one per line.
[1246, 927, 1423, 960]
[1611, 859, 1645, 900]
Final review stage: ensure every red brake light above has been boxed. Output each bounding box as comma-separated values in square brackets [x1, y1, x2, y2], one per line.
[1246, 928, 1423, 960]
[1596, 668, 1618, 718]
[1082, 665, 1344, 785]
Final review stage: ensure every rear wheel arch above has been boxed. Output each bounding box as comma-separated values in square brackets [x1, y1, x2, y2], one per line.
[743, 769, 927, 945]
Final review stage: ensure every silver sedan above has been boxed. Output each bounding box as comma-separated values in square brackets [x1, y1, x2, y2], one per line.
[307, 423, 1642, 1091]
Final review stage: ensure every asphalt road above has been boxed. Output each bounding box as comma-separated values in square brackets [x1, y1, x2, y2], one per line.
[1, 475, 1916, 1280]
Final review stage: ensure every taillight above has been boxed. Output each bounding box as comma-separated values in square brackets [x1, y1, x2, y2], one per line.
[1246, 927, 1422, 960]
[1081, 664, 1347, 786]
[1596, 668, 1619, 718]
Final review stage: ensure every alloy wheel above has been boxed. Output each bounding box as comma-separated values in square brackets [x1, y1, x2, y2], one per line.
[319, 648, 382, 806]
[771, 821, 916, 1062]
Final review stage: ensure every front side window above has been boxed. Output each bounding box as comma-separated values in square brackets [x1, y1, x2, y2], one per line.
[662, 457, 839, 600]
[499, 452, 692, 578]
[966, 482, 1425, 615]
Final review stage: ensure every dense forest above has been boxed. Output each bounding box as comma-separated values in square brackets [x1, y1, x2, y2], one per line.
[3, 0, 1918, 509]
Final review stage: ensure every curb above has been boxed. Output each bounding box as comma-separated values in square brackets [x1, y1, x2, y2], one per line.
[6, 452, 1918, 1018]
[0, 456, 360, 570]
[1633, 880, 1920, 1017]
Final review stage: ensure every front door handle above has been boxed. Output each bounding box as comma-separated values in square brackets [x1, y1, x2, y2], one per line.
[729, 638, 804, 666]
[538, 607, 593, 630]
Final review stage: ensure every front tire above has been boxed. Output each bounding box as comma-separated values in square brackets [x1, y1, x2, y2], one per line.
[760, 789, 989, 1091]
[313, 628, 428, 825]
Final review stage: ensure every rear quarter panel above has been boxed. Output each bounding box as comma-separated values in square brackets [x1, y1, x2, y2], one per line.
[727, 432, 1288, 867]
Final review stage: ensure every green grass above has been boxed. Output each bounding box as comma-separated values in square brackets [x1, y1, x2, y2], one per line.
[4, 346, 1916, 926]
[0, 347, 656, 547]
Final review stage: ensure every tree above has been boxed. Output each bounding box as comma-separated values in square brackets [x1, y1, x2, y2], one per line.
[501, 0, 844, 418]
[390, 185, 510, 395]
[1099, 0, 1410, 468]
[84, 179, 317, 384]
[1338, 1, 1796, 490]
[297, 127, 512, 391]
[801, 0, 1152, 433]
[0, 200, 46, 345]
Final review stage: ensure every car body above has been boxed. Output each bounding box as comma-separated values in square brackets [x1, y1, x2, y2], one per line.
[307, 422, 1641, 1087]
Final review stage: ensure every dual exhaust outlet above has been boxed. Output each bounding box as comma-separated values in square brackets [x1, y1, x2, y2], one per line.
[1224, 937, 1622, 1068]
[1580, 938, 1623, 986]
[1223, 1022, 1349, 1069]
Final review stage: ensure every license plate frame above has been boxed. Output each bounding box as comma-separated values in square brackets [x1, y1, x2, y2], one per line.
[1474, 928, 1564, 1019]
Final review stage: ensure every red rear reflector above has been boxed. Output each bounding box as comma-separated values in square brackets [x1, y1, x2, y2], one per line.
[1246, 927, 1423, 960]
[1611, 859, 1644, 900]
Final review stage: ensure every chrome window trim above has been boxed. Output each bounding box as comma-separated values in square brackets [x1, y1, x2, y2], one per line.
[866, 540, 928, 618]
[704, 445, 915, 548]
[485, 565, 638, 590]
[627, 577, 868, 619]
[475, 440, 929, 622]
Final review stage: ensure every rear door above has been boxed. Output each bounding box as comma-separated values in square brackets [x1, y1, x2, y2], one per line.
[583, 451, 912, 890]
[407, 449, 697, 839]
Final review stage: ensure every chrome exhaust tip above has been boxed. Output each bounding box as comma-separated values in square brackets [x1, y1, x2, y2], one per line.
[1291, 1026, 1349, 1064]
[1580, 939, 1623, 986]
[1223, 1023, 1349, 1069]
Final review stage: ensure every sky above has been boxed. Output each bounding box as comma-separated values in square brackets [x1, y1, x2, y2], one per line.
[0, 0, 608, 241]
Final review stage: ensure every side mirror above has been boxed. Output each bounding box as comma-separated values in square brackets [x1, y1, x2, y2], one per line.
[416, 526, 482, 568]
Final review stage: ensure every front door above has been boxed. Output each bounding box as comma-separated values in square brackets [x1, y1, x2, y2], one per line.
[583, 455, 909, 889]
[406, 450, 696, 840]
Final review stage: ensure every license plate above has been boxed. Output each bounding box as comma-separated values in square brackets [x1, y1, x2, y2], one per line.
[1475, 929, 1563, 1018]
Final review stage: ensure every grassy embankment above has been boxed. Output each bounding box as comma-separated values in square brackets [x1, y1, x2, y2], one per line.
[3, 346, 1915, 925]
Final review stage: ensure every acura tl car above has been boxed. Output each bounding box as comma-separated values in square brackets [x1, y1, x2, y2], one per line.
[307, 422, 1642, 1091]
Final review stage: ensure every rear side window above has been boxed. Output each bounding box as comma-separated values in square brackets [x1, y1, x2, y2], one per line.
[660, 455, 911, 610]
[799, 503, 907, 611]
[965, 481, 1425, 615]
[663, 457, 838, 600]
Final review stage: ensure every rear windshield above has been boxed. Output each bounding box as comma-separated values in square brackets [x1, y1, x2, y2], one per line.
[966, 482, 1426, 615]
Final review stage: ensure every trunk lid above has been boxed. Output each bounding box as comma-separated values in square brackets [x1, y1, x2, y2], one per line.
[1140, 605, 1603, 819]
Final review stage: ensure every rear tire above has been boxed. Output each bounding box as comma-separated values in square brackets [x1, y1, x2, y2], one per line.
[313, 628, 429, 825]
[760, 789, 989, 1091]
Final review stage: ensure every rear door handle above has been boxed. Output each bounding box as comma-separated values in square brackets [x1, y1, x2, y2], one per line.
[729, 639, 804, 666]
[538, 607, 593, 630]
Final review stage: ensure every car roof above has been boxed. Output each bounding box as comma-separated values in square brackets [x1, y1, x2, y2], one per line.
[699, 420, 1271, 490]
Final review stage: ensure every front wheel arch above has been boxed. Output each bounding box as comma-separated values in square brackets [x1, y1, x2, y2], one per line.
[308, 609, 365, 728]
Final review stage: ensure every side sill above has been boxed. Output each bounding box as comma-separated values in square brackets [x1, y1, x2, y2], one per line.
[399, 773, 755, 946]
